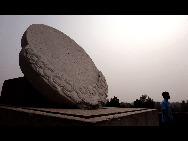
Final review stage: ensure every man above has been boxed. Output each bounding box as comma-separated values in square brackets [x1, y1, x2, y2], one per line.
[161, 91, 173, 126]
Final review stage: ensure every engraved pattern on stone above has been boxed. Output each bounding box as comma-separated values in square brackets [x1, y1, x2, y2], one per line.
[20, 24, 108, 109]
[24, 45, 108, 107]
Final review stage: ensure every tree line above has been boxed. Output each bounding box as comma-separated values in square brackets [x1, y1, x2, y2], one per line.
[105, 95, 188, 112]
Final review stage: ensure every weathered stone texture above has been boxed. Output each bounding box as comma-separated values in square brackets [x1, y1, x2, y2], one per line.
[19, 24, 108, 109]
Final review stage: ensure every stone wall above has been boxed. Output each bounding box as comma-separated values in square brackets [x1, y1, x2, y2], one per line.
[0, 105, 159, 126]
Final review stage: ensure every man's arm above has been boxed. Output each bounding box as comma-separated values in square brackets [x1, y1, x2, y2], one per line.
[162, 109, 171, 121]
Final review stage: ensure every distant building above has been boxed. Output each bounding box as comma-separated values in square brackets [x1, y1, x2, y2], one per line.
[120, 102, 133, 108]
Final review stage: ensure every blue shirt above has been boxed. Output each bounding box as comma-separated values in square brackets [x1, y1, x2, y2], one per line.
[161, 99, 173, 122]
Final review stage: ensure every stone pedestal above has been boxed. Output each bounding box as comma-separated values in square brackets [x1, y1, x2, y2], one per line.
[0, 105, 159, 126]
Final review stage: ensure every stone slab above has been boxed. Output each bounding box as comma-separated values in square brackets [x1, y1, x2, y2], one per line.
[19, 24, 108, 109]
[0, 105, 159, 126]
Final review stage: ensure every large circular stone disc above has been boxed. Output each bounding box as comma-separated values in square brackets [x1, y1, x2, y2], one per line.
[19, 24, 108, 109]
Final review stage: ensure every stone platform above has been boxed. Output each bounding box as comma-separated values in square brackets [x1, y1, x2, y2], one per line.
[0, 105, 159, 126]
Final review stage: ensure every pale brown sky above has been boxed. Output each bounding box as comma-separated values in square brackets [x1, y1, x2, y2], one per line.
[1, 15, 188, 103]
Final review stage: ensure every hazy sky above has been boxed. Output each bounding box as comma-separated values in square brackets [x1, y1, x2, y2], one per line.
[1, 15, 188, 103]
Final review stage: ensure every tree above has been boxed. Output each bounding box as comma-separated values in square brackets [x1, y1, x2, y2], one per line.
[181, 100, 186, 112]
[145, 96, 155, 108]
[134, 94, 154, 109]
[180, 100, 188, 112]
[105, 96, 120, 107]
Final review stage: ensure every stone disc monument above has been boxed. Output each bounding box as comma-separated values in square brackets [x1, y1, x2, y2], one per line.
[19, 24, 108, 109]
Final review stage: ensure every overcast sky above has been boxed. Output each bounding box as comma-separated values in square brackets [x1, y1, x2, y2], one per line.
[1, 15, 188, 103]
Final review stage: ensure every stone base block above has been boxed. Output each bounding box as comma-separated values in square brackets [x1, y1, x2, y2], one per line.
[0, 105, 159, 126]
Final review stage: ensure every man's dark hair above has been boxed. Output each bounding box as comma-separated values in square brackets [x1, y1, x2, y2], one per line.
[162, 91, 169, 97]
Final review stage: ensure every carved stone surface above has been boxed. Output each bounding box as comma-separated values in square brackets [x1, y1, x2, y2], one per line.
[19, 24, 108, 109]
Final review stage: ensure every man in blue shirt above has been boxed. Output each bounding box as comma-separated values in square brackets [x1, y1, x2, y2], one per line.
[161, 91, 173, 126]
